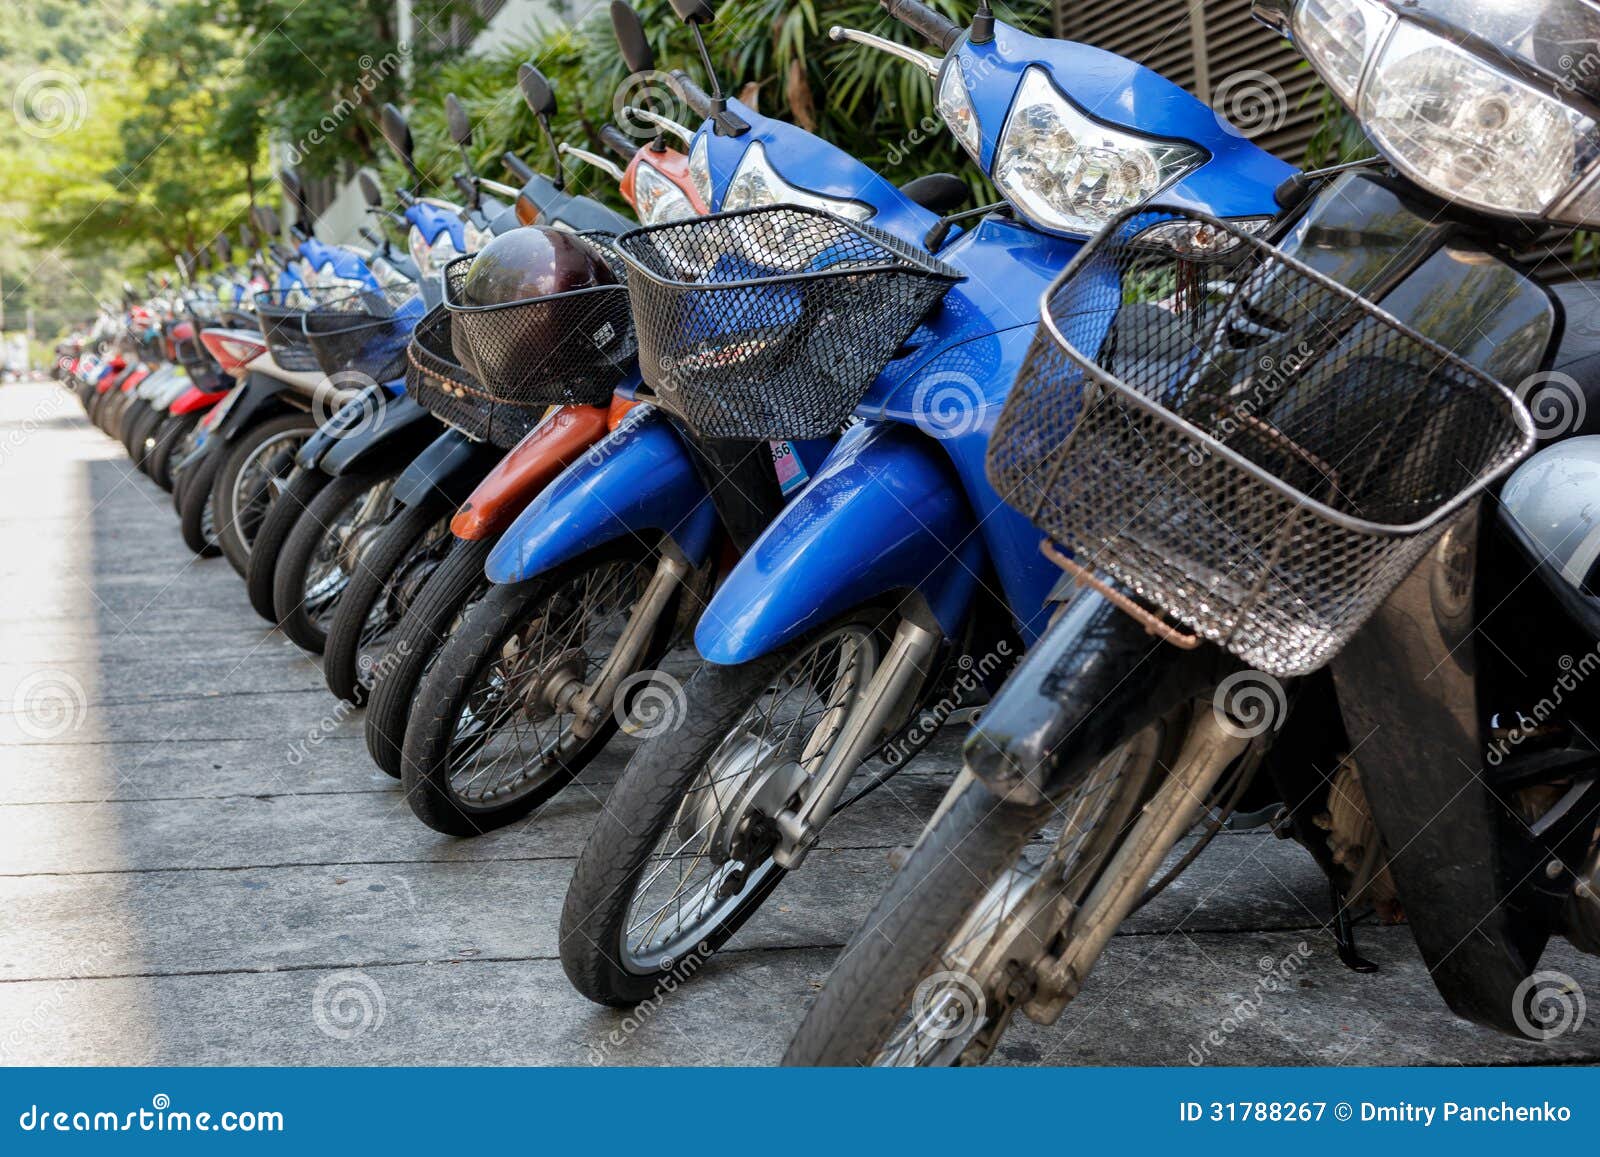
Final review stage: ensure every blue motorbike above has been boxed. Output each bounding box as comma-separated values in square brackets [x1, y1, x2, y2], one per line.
[394, 0, 979, 839]
[557, 0, 1291, 1005]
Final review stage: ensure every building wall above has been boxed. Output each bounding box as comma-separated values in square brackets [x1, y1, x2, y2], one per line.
[1054, 0, 1321, 166]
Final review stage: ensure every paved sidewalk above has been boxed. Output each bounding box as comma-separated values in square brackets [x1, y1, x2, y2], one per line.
[2, 380, 1597, 1066]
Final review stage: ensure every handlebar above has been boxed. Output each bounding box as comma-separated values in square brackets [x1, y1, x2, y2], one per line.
[669, 69, 716, 119]
[601, 124, 638, 160]
[502, 152, 535, 183]
[880, 0, 961, 52]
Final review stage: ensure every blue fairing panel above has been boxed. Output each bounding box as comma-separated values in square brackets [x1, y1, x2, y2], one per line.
[485, 405, 719, 584]
[695, 421, 984, 666]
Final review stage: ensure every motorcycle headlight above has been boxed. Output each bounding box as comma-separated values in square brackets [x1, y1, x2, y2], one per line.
[463, 219, 491, 254]
[688, 134, 713, 211]
[937, 58, 981, 161]
[723, 141, 875, 222]
[634, 161, 697, 224]
[993, 67, 1206, 236]
[1287, 0, 1600, 224]
[409, 227, 465, 279]
[1362, 23, 1598, 220]
[1291, 0, 1390, 105]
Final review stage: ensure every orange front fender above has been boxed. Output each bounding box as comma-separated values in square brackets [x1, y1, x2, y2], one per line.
[449, 404, 612, 541]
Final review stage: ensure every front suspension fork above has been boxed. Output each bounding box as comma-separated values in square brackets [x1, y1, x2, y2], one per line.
[773, 616, 945, 869]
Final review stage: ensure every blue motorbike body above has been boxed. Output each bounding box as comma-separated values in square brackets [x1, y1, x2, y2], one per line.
[486, 109, 949, 588]
[692, 17, 1291, 666]
[485, 406, 720, 583]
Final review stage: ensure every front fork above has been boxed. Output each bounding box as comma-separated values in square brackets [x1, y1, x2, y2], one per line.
[549, 549, 696, 742]
[773, 615, 946, 869]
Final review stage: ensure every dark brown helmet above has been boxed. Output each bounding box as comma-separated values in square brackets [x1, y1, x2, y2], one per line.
[461, 226, 616, 306]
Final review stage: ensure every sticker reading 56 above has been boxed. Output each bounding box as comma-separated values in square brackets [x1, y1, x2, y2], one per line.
[1180, 1102, 1328, 1123]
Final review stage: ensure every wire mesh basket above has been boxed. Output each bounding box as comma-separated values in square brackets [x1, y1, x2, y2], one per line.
[987, 207, 1534, 678]
[253, 288, 322, 372]
[301, 284, 422, 383]
[616, 205, 962, 441]
[168, 319, 211, 375]
[405, 303, 543, 449]
[441, 231, 635, 409]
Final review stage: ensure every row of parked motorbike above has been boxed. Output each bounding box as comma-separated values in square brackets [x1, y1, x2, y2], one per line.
[57, 0, 1600, 1062]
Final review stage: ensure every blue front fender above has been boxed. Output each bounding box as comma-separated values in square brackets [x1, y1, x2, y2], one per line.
[485, 406, 719, 584]
[696, 422, 984, 666]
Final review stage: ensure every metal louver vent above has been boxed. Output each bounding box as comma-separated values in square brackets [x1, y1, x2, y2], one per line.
[1054, 0, 1321, 167]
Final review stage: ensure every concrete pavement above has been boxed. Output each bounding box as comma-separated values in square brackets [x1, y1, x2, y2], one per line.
[2, 380, 1596, 1066]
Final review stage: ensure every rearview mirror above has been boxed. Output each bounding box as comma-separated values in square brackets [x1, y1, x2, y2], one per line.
[611, 2, 655, 73]
[445, 93, 472, 147]
[380, 103, 417, 172]
[239, 224, 256, 252]
[215, 234, 232, 264]
[358, 170, 383, 208]
[251, 204, 281, 239]
[669, 0, 715, 25]
[279, 166, 315, 227]
[517, 63, 557, 118]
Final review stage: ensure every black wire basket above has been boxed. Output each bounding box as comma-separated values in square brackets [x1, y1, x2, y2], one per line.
[168, 318, 212, 376]
[616, 205, 961, 441]
[987, 206, 1534, 678]
[405, 303, 543, 450]
[441, 231, 635, 409]
[300, 284, 421, 383]
[253, 287, 322, 372]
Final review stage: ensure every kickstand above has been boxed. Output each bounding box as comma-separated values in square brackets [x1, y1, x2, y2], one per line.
[1330, 882, 1379, 973]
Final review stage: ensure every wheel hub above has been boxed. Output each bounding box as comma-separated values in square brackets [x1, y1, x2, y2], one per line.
[523, 647, 586, 717]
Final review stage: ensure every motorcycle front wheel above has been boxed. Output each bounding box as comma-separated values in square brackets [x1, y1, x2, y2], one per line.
[246, 467, 330, 622]
[321, 499, 454, 705]
[211, 412, 318, 578]
[177, 441, 224, 558]
[401, 541, 672, 836]
[782, 711, 1187, 1066]
[559, 605, 895, 1007]
[363, 535, 494, 779]
[271, 471, 397, 655]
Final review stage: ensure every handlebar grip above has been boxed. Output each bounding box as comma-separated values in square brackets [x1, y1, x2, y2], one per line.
[670, 69, 716, 119]
[880, 0, 961, 51]
[600, 125, 637, 160]
[502, 152, 536, 183]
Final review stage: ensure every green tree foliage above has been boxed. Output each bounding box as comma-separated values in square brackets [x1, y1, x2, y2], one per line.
[383, 1, 1050, 209]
